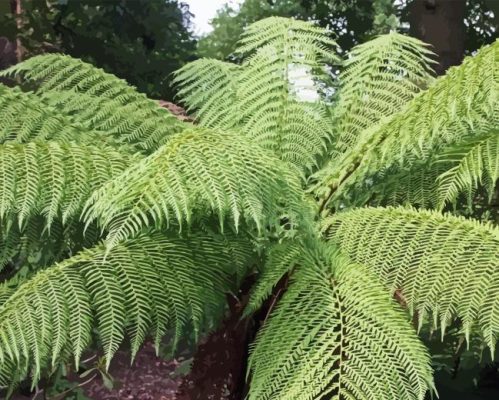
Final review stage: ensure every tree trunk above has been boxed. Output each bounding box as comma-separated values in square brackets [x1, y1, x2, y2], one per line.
[9, 0, 24, 63]
[409, 0, 466, 75]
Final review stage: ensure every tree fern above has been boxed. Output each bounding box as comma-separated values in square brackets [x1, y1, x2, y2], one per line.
[334, 32, 435, 152]
[173, 58, 241, 129]
[84, 128, 307, 248]
[248, 243, 433, 400]
[324, 206, 499, 350]
[316, 39, 499, 209]
[1, 54, 188, 153]
[436, 128, 499, 208]
[0, 231, 254, 386]
[0, 141, 134, 230]
[175, 17, 337, 172]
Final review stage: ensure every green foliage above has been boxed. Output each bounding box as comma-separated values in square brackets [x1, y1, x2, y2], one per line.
[333, 32, 435, 152]
[248, 243, 433, 400]
[0, 232, 254, 386]
[176, 17, 336, 172]
[2, 54, 187, 153]
[324, 207, 499, 351]
[315, 39, 499, 209]
[84, 128, 306, 248]
[0, 141, 133, 229]
[0, 15, 498, 400]
[0, 0, 196, 100]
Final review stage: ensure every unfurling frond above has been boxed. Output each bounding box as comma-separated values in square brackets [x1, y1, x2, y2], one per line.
[84, 128, 307, 247]
[324, 206, 499, 351]
[248, 243, 433, 400]
[0, 141, 134, 228]
[0, 232, 254, 385]
[173, 59, 240, 129]
[334, 32, 435, 151]
[316, 40, 499, 209]
[2, 54, 187, 152]
[436, 128, 499, 208]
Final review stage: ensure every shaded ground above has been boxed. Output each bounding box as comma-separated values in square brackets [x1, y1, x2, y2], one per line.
[82, 343, 184, 400]
[11, 342, 188, 400]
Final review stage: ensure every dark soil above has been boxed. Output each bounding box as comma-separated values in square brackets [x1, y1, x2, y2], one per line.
[82, 343, 183, 400]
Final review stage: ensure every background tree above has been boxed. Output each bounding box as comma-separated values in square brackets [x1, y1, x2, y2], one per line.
[198, 0, 498, 64]
[0, 0, 197, 100]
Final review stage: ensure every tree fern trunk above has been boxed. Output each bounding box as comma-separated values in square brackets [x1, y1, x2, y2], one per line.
[176, 277, 256, 400]
[409, 0, 466, 75]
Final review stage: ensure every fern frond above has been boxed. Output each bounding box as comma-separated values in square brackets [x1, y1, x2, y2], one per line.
[236, 17, 335, 57]
[0, 141, 134, 229]
[2, 54, 188, 152]
[316, 40, 499, 209]
[324, 206, 499, 351]
[334, 32, 435, 151]
[244, 241, 302, 316]
[436, 128, 499, 208]
[248, 243, 433, 400]
[234, 18, 337, 171]
[173, 59, 240, 129]
[0, 231, 254, 385]
[84, 128, 307, 248]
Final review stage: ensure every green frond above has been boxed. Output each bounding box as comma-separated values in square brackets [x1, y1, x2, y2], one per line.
[0, 84, 93, 145]
[236, 17, 335, 58]
[347, 161, 449, 209]
[244, 241, 302, 316]
[0, 141, 134, 229]
[0, 231, 254, 386]
[173, 58, 240, 129]
[84, 128, 307, 248]
[316, 39, 499, 209]
[324, 206, 499, 351]
[2, 54, 188, 153]
[436, 128, 499, 208]
[334, 32, 435, 151]
[234, 18, 337, 171]
[248, 242, 433, 400]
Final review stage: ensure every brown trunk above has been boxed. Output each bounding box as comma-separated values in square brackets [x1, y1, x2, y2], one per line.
[9, 0, 24, 63]
[175, 278, 255, 400]
[176, 274, 289, 399]
[409, 0, 466, 75]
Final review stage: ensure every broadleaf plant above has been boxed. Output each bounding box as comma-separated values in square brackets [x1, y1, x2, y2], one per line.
[0, 16, 497, 400]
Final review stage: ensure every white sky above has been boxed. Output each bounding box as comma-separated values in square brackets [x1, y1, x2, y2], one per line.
[186, 0, 242, 35]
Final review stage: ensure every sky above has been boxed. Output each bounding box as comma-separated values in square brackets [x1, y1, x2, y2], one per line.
[186, 0, 242, 35]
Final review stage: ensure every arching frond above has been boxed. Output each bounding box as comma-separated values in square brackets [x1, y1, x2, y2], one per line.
[436, 128, 499, 208]
[0, 84, 97, 145]
[84, 128, 307, 248]
[324, 206, 499, 351]
[173, 59, 240, 129]
[0, 141, 134, 229]
[0, 231, 254, 386]
[316, 40, 499, 210]
[2, 54, 188, 152]
[248, 243, 433, 400]
[335, 32, 435, 151]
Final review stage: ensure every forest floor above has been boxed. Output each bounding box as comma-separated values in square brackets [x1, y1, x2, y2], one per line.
[11, 342, 191, 400]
